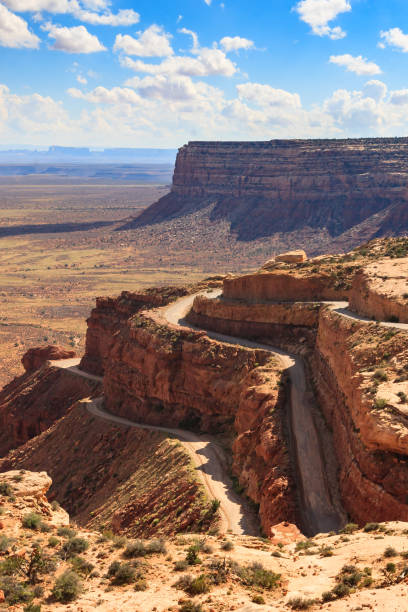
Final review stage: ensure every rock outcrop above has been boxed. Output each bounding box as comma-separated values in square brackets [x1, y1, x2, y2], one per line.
[22, 345, 76, 372]
[0, 362, 101, 456]
[123, 139, 408, 243]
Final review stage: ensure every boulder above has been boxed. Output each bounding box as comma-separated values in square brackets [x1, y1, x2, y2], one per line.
[275, 250, 307, 264]
[22, 345, 76, 372]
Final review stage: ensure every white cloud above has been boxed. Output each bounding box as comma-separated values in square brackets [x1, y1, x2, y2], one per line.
[295, 0, 351, 39]
[329, 54, 381, 75]
[122, 48, 236, 78]
[380, 28, 408, 53]
[68, 85, 143, 104]
[362, 80, 387, 102]
[237, 82, 301, 108]
[76, 74, 87, 84]
[42, 22, 106, 53]
[1, 0, 140, 26]
[204, 0, 211, 5]
[179, 27, 199, 52]
[389, 89, 408, 106]
[0, 3, 40, 48]
[113, 25, 173, 57]
[220, 36, 254, 52]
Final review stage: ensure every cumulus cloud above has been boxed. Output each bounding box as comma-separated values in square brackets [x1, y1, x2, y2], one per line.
[122, 47, 237, 77]
[220, 36, 254, 52]
[389, 89, 408, 105]
[0, 4, 40, 48]
[42, 22, 106, 53]
[362, 80, 387, 102]
[294, 0, 351, 39]
[237, 82, 301, 108]
[68, 85, 143, 104]
[125, 74, 222, 102]
[380, 27, 408, 53]
[329, 54, 381, 75]
[113, 25, 173, 57]
[1, 0, 140, 26]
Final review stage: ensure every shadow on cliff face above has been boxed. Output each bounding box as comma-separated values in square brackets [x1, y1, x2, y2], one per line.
[0, 220, 114, 238]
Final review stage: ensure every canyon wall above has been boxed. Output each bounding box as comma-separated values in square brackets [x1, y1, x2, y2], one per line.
[126, 139, 408, 241]
[80, 289, 297, 534]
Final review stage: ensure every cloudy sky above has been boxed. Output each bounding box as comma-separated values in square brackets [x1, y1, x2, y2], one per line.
[1, 0, 408, 146]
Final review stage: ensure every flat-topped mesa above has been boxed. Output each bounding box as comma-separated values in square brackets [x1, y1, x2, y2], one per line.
[125, 138, 408, 241]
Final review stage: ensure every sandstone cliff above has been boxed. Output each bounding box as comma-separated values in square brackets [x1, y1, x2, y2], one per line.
[123, 139, 408, 244]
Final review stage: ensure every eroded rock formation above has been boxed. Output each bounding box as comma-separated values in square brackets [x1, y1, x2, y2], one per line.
[124, 139, 408, 243]
[22, 345, 76, 372]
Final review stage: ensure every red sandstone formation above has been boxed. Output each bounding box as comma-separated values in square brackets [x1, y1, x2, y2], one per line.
[123, 139, 408, 243]
[0, 364, 101, 456]
[22, 345, 76, 372]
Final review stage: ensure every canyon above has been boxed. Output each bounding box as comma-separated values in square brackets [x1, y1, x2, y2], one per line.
[125, 138, 408, 250]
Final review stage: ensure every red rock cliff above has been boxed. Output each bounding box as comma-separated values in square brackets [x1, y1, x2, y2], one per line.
[124, 139, 408, 241]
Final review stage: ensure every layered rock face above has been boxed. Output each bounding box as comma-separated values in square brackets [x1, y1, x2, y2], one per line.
[22, 345, 76, 373]
[350, 258, 408, 323]
[0, 362, 101, 457]
[81, 288, 296, 534]
[126, 139, 408, 241]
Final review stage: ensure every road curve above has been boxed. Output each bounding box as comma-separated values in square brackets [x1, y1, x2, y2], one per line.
[163, 290, 344, 535]
[50, 358, 259, 536]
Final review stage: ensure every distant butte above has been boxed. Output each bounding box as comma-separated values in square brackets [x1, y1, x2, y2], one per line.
[121, 138, 408, 247]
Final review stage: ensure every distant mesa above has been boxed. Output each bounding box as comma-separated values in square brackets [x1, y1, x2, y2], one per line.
[122, 138, 408, 249]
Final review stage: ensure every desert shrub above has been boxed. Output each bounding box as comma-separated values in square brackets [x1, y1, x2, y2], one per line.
[384, 546, 397, 558]
[39, 522, 51, 533]
[295, 539, 315, 552]
[288, 596, 316, 610]
[209, 499, 221, 514]
[186, 545, 201, 566]
[47, 536, 59, 548]
[22, 513, 42, 530]
[51, 500, 60, 511]
[386, 562, 396, 573]
[57, 526, 77, 539]
[124, 540, 146, 558]
[0, 536, 13, 553]
[252, 594, 266, 605]
[319, 545, 333, 557]
[178, 602, 203, 612]
[233, 561, 281, 590]
[0, 482, 12, 497]
[70, 556, 94, 577]
[374, 398, 387, 409]
[332, 582, 350, 598]
[134, 577, 148, 591]
[0, 576, 34, 605]
[192, 538, 212, 554]
[51, 570, 82, 602]
[174, 560, 188, 571]
[147, 539, 166, 554]
[364, 522, 380, 532]
[62, 537, 89, 557]
[321, 590, 335, 602]
[112, 535, 127, 549]
[208, 558, 230, 585]
[187, 574, 211, 595]
[374, 369, 388, 381]
[24, 604, 41, 612]
[108, 561, 135, 585]
[340, 523, 358, 534]
[221, 540, 234, 551]
[0, 556, 24, 576]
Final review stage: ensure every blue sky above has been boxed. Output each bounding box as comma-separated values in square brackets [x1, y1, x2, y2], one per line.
[1, 0, 408, 146]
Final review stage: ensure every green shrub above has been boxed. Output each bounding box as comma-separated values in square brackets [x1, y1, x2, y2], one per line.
[252, 594, 266, 605]
[319, 545, 333, 557]
[174, 560, 188, 571]
[321, 591, 335, 602]
[134, 577, 148, 591]
[112, 535, 127, 549]
[186, 545, 201, 566]
[178, 602, 203, 612]
[57, 526, 77, 539]
[0, 482, 12, 497]
[108, 561, 135, 585]
[62, 537, 89, 557]
[0, 576, 34, 605]
[70, 556, 94, 577]
[24, 605, 41, 612]
[209, 499, 221, 514]
[187, 574, 211, 595]
[374, 369, 388, 381]
[0, 556, 24, 576]
[340, 523, 358, 534]
[233, 561, 280, 590]
[288, 596, 316, 610]
[295, 539, 315, 552]
[374, 398, 387, 410]
[0, 536, 13, 553]
[364, 522, 380, 532]
[221, 540, 234, 551]
[332, 582, 350, 598]
[47, 536, 59, 548]
[51, 570, 82, 602]
[147, 539, 166, 554]
[124, 540, 146, 558]
[384, 546, 397, 558]
[386, 562, 396, 573]
[22, 513, 42, 530]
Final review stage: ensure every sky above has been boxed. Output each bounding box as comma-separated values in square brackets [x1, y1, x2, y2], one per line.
[1, 0, 408, 147]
